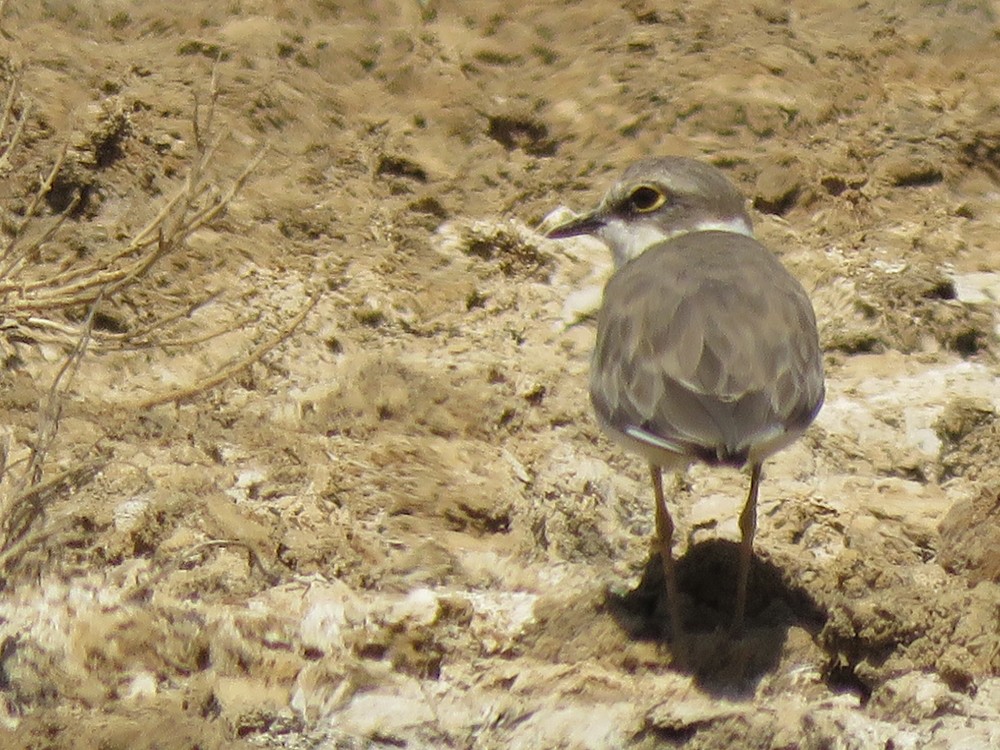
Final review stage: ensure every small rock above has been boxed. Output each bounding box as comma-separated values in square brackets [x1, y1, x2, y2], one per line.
[339, 691, 436, 739]
[124, 671, 158, 700]
[950, 271, 1000, 304]
[753, 1, 790, 24]
[938, 484, 1000, 584]
[646, 692, 746, 731]
[626, 30, 656, 53]
[383, 588, 441, 627]
[299, 580, 365, 652]
[878, 150, 943, 188]
[869, 672, 964, 724]
[753, 162, 802, 215]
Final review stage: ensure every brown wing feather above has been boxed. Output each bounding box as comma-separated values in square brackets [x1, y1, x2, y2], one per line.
[590, 232, 824, 464]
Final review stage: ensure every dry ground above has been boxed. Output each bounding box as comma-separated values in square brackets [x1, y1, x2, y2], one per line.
[1, 1, 1000, 748]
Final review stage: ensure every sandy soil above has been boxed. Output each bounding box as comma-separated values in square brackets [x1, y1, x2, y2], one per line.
[1, 1, 999, 748]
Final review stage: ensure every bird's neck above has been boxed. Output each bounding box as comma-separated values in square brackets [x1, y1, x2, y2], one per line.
[688, 217, 754, 238]
[605, 216, 755, 268]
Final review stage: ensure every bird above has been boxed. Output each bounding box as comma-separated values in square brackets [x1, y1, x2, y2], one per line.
[546, 156, 825, 637]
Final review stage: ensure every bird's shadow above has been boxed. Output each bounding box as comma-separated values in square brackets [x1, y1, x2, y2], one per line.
[605, 539, 826, 696]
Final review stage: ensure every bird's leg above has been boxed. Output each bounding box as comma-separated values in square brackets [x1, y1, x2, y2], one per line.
[650, 464, 684, 641]
[733, 461, 763, 634]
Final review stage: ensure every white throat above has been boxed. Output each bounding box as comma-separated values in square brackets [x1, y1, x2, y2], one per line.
[599, 216, 754, 267]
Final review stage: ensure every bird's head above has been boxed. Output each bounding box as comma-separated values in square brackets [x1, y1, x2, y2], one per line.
[547, 157, 754, 267]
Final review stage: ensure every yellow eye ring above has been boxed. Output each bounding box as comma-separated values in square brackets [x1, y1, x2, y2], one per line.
[628, 185, 667, 213]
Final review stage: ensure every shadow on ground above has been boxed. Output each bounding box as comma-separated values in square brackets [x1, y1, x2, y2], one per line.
[607, 540, 827, 695]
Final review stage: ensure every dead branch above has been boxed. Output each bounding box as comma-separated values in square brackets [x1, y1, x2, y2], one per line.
[0, 0, 13, 42]
[0, 60, 268, 353]
[0, 301, 100, 575]
[128, 288, 322, 410]
[0, 460, 105, 578]
[0, 73, 27, 173]
[0, 67, 281, 583]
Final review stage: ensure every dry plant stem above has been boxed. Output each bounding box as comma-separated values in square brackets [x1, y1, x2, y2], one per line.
[0, 77, 28, 174]
[0, 187, 181, 295]
[24, 301, 96, 488]
[192, 60, 221, 155]
[0, 69, 16, 136]
[0, 145, 74, 276]
[20, 144, 69, 222]
[0, 312, 234, 351]
[0, 306, 99, 571]
[0, 461, 104, 575]
[0, 0, 12, 42]
[0, 59, 265, 348]
[0, 145, 264, 310]
[123, 315, 255, 351]
[0, 138, 266, 353]
[1, 239, 162, 312]
[128, 288, 322, 410]
[17, 294, 236, 352]
[0, 138, 267, 344]
[125, 539, 282, 601]
[2, 170, 187, 297]
[110, 293, 222, 347]
[0, 71, 276, 582]
[182, 144, 268, 237]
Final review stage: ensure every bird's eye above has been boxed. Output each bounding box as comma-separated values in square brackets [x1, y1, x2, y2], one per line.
[628, 185, 666, 213]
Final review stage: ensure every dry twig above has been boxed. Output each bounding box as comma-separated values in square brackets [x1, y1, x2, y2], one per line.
[0, 300, 101, 579]
[128, 287, 321, 410]
[0, 67, 268, 353]
[0, 67, 310, 583]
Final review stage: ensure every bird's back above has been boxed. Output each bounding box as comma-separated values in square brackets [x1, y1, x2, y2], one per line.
[590, 231, 824, 468]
